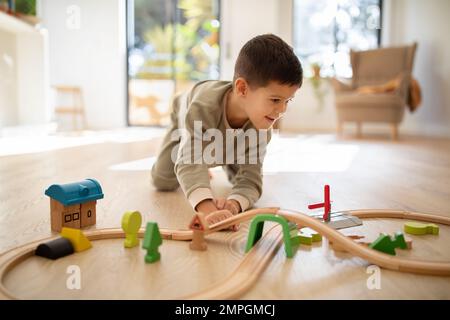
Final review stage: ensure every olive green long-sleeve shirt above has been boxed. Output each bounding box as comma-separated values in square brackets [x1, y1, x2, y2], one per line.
[162, 80, 272, 211]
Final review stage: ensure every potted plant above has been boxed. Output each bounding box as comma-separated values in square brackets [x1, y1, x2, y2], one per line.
[14, 0, 40, 26]
[310, 62, 328, 112]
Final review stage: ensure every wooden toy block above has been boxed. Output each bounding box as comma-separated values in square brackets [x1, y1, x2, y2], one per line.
[291, 227, 323, 247]
[301, 227, 322, 242]
[392, 231, 407, 249]
[291, 233, 312, 246]
[324, 184, 331, 222]
[80, 201, 96, 228]
[189, 215, 204, 231]
[369, 234, 396, 255]
[245, 214, 294, 258]
[51, 200, 81, 231]
[368, 232, 409, 256]
[288, 222, 298, 238]
[359, 238, 412, 249]
[35, 237, 74, 260]
[404, 221, 439, 235]
[46, 179, 104, 232]
[291, 235, 300, 246]
[329, 235, 365, 252]
[189, 230, 207, 251]
[346, 235, 365, 240]
[60, 227, 92, 252]
[288, 222, 301, 246]
[330, 234, 413, 253]
[307, 211, 363, 230]
[405, 237, 413, 249]
[142, 222, 162, 263]
[189, 212, 208, 231]
[245, 218, 266, 251]
[308, 184, 332, 222]
[121, 211, 142, 248]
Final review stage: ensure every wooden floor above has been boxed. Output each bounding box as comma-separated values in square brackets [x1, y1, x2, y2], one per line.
[1, 129, 450, 299]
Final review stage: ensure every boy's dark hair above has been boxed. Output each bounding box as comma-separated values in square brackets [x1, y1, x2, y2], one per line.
[233, 34, 303, 89]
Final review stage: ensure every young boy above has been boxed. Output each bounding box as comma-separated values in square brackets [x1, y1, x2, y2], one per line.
[151, 34, 303, 225]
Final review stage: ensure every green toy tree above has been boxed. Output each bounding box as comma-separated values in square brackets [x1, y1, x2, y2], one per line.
[369, 232, 407, 255]
[142, 222, 162, 263]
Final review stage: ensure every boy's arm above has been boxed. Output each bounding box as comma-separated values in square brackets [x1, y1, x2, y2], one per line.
[174, 101, 216, 211]
[227, 164, 263, 212]
[227, 129, 272, 211]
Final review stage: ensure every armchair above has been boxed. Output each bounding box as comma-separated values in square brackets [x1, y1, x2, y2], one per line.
[333, 43, 417, 139]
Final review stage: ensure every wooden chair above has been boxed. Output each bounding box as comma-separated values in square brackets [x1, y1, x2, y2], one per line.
[52, 85, 87, 130]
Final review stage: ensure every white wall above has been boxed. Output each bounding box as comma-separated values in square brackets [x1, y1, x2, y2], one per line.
[0, 12, 49, 130]
[16, 29, 50, 125]
[0, 30, 17, 127]
[384, 0, 450, 137]
[39, 0, 127, 129]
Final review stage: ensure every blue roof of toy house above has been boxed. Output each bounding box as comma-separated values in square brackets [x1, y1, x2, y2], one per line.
[45, 178, 104, 206]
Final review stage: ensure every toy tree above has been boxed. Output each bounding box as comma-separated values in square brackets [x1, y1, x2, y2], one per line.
[369, 232, 408, 255]
[142, 222, 162, 263]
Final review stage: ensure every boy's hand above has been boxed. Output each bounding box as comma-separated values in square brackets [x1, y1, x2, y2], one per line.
[194, 198, 241, 231]
[195, 199, 219, 215]
[195, 199, 236, 231]
[215, 198, 242, 215]
[214, 198, 242, 231]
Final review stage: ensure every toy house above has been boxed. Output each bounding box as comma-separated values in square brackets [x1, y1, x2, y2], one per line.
[45, 179, 104, 232]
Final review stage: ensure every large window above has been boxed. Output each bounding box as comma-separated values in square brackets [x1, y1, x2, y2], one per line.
[293, 0, 382, 78]
[127, 0, 220, 126]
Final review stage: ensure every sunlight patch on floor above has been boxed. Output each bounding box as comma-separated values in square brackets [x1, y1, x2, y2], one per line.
[263, 134, 360, 173]
[109, 157, 156, 171]
[108, 134, 360, 173]
[0, 127, 165, 157]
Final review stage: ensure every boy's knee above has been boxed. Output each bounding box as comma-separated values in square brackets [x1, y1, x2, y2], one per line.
[151, 167, 179, 191]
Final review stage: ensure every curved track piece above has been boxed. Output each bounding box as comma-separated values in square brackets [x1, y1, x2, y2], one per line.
[183, 225, 285, 300]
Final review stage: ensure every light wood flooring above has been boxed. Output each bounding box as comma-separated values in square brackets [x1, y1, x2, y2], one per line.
[1, 130, 449, 299]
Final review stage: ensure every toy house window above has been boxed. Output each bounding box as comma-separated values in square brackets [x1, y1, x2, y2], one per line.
[87, 210, 92, 218]
[64, 213, 79, 222]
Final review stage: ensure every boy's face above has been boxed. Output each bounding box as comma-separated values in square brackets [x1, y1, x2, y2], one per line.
[239, 80, 299, 130]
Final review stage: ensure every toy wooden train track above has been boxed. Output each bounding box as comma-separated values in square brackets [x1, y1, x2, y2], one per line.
[1, 207, 449, 300]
